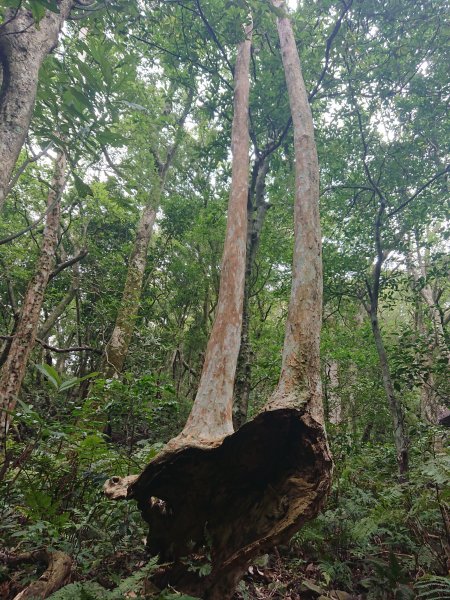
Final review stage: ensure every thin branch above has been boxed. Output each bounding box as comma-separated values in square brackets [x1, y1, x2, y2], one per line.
[0, 186, 62, 246]
[309, 0, 353, 102]
[6, 141, 52, 196]
[194, 0, 234, 75]
[0, 335, 101, 354]
[48, 249, 88, 282]
[387, 165, 449, 217]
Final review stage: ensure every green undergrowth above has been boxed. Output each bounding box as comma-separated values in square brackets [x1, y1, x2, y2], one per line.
[0, 381, 448, 599]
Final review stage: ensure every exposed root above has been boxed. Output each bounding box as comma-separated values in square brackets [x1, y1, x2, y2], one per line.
[2, 549, 73, 600]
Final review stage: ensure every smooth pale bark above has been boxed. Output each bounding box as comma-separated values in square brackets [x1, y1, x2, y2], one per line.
[104, 11, 332, 599]
[172, 29, 252, 447]
[265, 1, 324, 426]
[0, 1, 73, 210]
[233, 156, 270, 429]
[0, 150, 67, 444]
[102, 201, 157, 377]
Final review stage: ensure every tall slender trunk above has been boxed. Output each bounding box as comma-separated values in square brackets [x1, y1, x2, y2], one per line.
[370, 304, 408, 474]
[367, 204, 409, 477]
[415, 304, 442, 424]
[101, 90, 193, 379]
[0, 150, 67, 444]
[407, 245, 448, 426]
[233, 156, 269, 429]
[0, 1, 73, 210]
[326, 360, 341, 425]
[102, 201, 157, 377]
[266, 1, 324, 425]
[173, 28, 252, 446]
[104, 11, 331, 599]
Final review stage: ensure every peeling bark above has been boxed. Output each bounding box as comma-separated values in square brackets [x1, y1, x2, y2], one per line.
[104, 7, 332, 598]
[0, 150, 67, 445]
[169, 26, 252, 448]
[0, 1, 73, 210]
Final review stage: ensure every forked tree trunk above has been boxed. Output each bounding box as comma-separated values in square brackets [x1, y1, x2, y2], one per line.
[104, 9, 332, 599]
[0, 1, 73, 210]
[0, 150, 67, 446]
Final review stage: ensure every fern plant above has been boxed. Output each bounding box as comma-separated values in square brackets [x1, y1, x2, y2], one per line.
[415, 576, 450, 600]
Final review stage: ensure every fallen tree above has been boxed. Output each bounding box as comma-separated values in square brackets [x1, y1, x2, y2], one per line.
[104, 4, 332, 598]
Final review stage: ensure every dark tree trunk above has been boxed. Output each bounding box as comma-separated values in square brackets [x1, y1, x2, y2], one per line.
[233, 156, 270, 429]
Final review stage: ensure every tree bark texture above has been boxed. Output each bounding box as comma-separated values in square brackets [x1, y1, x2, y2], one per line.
[370, 306, 408, 475]
[102, 201, 157, 377]
[0, 150, 67, 444]
[172, 27, 252, 447]
[8, 550, 72, 600]
[104, 10, 332, 598]
[264, 1, 325, 426]
[0, 1, 73, 211]
[233, 156, 270, 430]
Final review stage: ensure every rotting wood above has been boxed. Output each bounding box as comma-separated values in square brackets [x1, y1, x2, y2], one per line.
[104, 5, 332, 598]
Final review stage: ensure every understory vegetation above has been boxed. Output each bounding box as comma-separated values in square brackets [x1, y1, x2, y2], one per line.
[0, 0, 449, 598]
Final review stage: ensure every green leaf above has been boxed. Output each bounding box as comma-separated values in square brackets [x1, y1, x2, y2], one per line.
[73, 174, 93, 198]
[58, 377, 81, 392]
[77, 371, 100, 383]
[29, 0, 46, 24]
[35, 363, 62, 388]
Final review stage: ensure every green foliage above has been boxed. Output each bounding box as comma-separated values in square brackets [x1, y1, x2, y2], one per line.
[35, 363, 99, 392]
[415, 576, 450, 600]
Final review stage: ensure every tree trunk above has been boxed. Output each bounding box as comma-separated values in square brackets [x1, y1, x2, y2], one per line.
[101, 90, 193, 380]
[38, 261, 80, 341]
[233, 156, 270, 430]
[369, 306, 409, 476]
[102, 201, 157, 377]
[104, 9, 332, 598]
[0, 1, 72, 210]
[169, 27, 252, 448]
[0, 150, 67, 445]
[326, 360, 341, 425]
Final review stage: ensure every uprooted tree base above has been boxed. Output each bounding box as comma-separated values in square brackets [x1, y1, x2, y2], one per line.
[108, 408, 332, 600]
